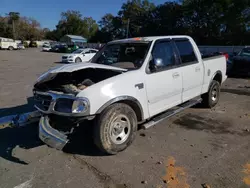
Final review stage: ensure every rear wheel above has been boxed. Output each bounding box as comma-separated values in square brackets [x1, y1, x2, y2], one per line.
[8, 46, 14, 50]
[94, 103, 138, 155]
[201, 80, 220, 108]
[75, 57, 82, 63]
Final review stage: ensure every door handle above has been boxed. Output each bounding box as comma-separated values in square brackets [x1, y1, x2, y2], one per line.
[172, 72, 180, 78]
[195, 67, 201, 72]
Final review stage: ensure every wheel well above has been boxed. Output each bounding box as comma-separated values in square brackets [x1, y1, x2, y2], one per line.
[117, 100, 143, 122]
[213, 72, 222, 84]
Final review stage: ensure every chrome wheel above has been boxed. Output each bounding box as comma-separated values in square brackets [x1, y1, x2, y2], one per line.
[109, 114, 131, 145]
[211, 87, 218, 101]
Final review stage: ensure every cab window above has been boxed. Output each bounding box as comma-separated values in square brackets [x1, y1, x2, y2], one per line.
[174, 39, 198, 64]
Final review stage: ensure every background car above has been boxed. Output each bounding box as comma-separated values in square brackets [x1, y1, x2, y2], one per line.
[61, 48, 98, 63]
[228, 47, 250, 77]
[17, 43, 25, 50]
[50, 44, 66, 52]
[42, 44, 52, 52]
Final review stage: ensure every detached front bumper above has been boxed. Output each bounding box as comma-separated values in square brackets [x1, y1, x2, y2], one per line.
[39, 116, 69, 150]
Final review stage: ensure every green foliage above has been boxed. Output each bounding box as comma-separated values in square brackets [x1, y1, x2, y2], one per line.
[0, 13, 46, 41]
[0, 18, 13, 38]
[46, 10, 98, 41]
[118, 0, 155, 37]
[29, 40, 37, 47]
[2, 0, 249, 45]
[92, 0, 250, 45]
[23, 41, 29, 48]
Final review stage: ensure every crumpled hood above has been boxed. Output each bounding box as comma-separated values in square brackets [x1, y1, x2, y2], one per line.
[35, 62, 127, 84]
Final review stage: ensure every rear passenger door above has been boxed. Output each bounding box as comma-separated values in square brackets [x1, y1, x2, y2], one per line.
[173, 38, 203, 102]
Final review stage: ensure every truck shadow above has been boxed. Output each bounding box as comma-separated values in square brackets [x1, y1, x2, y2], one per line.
[174, 114, 250, 136]
[221, 88, 250, 96]
[0, 121, 106, 165]
[63, 121, 108, 157]
[0, 97, 35, 118]
[0, 97, 44, 165]
[0, 124, 43, 165]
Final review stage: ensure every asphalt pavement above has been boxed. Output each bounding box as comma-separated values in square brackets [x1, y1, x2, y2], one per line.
[0, 49, 250, 188]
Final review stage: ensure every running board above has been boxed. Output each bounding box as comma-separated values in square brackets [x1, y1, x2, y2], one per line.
[142, 98, 202, 130]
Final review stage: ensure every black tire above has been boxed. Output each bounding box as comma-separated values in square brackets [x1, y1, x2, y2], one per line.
[94, 103, 138, 155]
[75, 57, 82, 63]
[8, 46, 14, 50]
[201, 80, 220, 108]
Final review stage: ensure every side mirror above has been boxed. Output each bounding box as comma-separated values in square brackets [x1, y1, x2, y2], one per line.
[149, 58, 164, 72]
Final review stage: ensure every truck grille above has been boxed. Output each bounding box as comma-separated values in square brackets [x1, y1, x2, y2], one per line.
[34, 93, 53, 111]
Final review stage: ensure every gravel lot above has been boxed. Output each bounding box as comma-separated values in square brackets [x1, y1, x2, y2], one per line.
[0, 49, 250, 188]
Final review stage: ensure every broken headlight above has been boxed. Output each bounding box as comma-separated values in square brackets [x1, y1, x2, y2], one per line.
[72, 99, 89, 113]
[54, 98, 89, 115]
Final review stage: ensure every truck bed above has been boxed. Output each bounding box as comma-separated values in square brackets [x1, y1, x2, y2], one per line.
[201, 55, 227, 94]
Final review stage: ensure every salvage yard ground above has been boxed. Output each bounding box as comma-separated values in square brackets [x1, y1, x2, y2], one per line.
[0, 49, 250, 188]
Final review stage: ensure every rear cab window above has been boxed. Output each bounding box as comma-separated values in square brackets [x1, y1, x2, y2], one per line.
[174, 39, 198, 65]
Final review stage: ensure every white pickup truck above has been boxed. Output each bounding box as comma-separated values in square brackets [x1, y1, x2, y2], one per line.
[34, 35, 227, 154]
[0, 39, 18, 50]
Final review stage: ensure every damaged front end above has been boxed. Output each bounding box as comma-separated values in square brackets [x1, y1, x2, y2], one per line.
[35, 91, 92, 150]
[39, 116, 69, 150]
[34, 65, 126, 150]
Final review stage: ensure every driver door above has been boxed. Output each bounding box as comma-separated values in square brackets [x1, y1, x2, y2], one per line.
[145, 39, 183, 117]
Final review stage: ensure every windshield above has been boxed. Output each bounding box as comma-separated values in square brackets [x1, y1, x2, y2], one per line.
[72, 49, 83, 54]
[239, 48, 250, 57]
[91, 42, 150, 70]
[43, 44, 50, 48]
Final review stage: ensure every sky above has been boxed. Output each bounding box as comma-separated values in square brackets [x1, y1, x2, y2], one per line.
[0, 0, 168, 30]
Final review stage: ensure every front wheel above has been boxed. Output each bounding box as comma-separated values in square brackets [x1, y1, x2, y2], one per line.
[201, 80, 220, 108]
[8, 46, 14, 50]
[94, 103, 138, 155]
[75, 57, 82, 63]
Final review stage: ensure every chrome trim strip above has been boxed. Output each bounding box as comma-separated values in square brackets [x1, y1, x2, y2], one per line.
[39, 116, 68, 150]
[34, 90, 90, 117]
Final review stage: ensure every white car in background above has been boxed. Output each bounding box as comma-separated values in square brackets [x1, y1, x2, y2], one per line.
[61, 48, 98, 63]
[42, 44, 52, 52]
[17, 43, 25, 50]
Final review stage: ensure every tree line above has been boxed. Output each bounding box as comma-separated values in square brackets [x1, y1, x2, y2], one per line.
[90, 0, 250, 45]
[1, 0, 249, 45]
[0, 12, 48, 41]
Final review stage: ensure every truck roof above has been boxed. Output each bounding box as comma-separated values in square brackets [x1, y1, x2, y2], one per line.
[109, 35, 191, 44]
